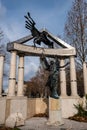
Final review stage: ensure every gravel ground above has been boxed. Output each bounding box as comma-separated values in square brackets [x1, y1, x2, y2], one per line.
[19, 117, 87, 130]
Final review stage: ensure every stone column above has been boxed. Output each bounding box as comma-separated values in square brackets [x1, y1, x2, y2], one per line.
[8, 51, 17, 96]
[17, 55, 24, 96]
[70, 56, 77, 96]
[0, 55, 5, 97]
[83, 62, 87, 94]
[60, 58, 67, 96]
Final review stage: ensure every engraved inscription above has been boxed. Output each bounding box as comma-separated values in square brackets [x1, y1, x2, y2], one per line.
[50, 98, 61, 110]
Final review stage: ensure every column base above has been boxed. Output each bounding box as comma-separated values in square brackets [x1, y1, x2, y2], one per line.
[60, 95, 68, 98]
[6, 96, 27, 100]
[60, 95, 80, 99]
[17, 95, 24, 97]
[71, 94, 80, 98]
[7, 94, 15, 97]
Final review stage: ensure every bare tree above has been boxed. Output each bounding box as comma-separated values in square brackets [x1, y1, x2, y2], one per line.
[24, 66, 49, 98]
[64, 0, 87, 68]
[64, 0, 87, 96]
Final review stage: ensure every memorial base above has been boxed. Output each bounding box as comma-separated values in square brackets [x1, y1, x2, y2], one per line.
[47, 97, 63, 125]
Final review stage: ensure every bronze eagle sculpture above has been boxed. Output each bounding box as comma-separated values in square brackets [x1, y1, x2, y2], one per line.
[24, 12, 53, 48]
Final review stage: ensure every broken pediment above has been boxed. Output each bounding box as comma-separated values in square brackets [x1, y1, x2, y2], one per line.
[7, 28, 76, 57]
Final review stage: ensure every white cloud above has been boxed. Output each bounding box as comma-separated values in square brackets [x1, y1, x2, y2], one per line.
[25, 62, 38, 76]
[24, 57, 40, 80]
[1, 22, 27, 41]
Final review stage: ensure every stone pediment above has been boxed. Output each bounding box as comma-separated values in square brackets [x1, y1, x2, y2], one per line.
[40, 29, 74, 49]
[7, 28, 76, 57]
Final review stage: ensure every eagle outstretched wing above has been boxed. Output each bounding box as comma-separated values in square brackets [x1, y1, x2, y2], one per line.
[24, 12, 40, 38]
[24, 12, 53, 48]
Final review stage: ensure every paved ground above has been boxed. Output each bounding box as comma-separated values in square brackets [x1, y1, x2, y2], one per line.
[19, 117, 87, 130]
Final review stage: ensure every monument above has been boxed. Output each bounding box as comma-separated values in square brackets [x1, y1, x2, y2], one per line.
[0, 12, 81, 126]
[7, 12, 76, 125]
[24, 12, 73, 124]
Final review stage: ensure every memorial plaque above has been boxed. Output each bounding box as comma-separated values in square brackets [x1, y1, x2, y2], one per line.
[49, 98, 61, 111]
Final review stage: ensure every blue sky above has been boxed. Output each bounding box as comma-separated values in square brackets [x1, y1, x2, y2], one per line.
[0, 0, 74, 89]
[0, 0, 74, 39]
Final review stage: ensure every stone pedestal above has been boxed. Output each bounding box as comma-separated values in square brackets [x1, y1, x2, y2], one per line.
[48, 97, 63, 125]
[61, 96, 80, 118]
[0, 97, 6, 124]
[7, 97, 27, 119]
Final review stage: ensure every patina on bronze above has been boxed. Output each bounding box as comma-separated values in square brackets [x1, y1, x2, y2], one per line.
[40, 56, 69, 99]
[24, 12, 53, 48]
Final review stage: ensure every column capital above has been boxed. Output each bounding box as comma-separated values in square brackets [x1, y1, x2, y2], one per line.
[0, 54, 5, 57]
[18, 53, 25, 57]
[11, 50, 17, 53]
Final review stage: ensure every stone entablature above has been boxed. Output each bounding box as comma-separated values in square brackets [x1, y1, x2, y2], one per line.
[7, 43, 76, 57]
